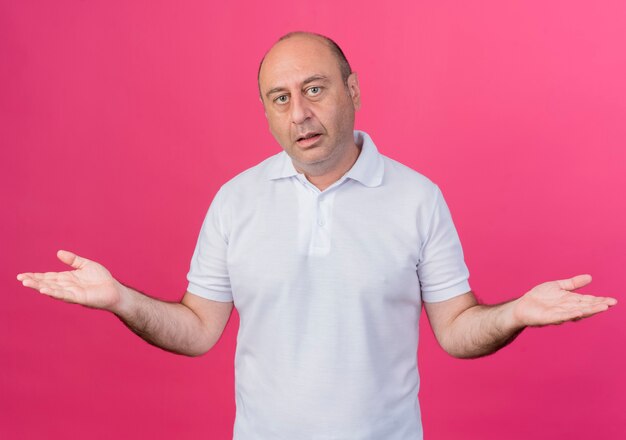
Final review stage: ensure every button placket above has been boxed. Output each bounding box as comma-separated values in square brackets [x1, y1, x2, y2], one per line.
[316, 195, 325, 227]
[294, 175, 341, 256]
[311, 192, 333, 255]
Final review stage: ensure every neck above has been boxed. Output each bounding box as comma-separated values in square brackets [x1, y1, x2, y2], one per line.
[295, 141, 361, 191]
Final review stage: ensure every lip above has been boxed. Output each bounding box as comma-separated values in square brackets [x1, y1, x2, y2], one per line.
[296, 133, 322, 148]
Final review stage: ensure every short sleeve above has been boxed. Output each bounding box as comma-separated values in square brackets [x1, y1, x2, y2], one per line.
[418, 186, 471, 302]
[186, 187, 234, 302]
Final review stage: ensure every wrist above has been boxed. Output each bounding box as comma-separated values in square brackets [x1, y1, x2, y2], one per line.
[500, 298, 527, 333]
[109, 281, 135, 317]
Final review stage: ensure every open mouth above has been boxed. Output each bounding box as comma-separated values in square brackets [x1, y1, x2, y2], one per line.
[296, 133, 322, 146]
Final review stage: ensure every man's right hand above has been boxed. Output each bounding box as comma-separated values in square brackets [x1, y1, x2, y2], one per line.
[18, 250, 233, 356]
[17, 250, 127, 313]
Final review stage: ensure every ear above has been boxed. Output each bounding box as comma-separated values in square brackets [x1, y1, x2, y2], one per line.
[259, 96, 268, 118]
[347, 72, 361, 110]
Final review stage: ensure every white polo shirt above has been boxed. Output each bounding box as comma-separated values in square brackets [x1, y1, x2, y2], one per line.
[187, 130, 470, 440]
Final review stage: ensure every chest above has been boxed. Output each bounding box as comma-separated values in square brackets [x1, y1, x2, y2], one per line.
[225, 180, 427, 312]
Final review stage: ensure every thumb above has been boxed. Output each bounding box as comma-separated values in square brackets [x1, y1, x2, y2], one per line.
[57, 250, 89, 269]
[557, 274, 592, 291]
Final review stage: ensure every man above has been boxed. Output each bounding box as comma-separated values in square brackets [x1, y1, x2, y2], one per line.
[17, 32, 616, 439]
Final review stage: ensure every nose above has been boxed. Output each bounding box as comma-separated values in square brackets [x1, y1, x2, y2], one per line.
[290, 94, 312, 125]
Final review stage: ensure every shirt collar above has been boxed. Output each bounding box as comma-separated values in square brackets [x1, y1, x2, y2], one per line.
[344, 130, 384, 187]
[268, 130, 385, 188]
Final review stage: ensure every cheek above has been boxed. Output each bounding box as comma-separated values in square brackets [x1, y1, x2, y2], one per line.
[325, 107, 351, 132]
[266, 114, 286, 134]
[317, 97, 353, 130]
[266, 116, 293, 148]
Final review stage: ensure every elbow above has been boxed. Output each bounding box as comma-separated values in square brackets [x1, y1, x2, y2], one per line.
[184, 336, 220, 357]
[180, 347, 210, 358]
[438, 336, 487, 360]
[183, 346, 212, 358]
[185, 350, 207, 358]
[441, 343, 472, 359]
[446, 348, 486, 360]
[440, 336, 513, 359]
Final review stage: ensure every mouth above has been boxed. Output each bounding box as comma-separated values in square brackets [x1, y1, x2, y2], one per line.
[296, 132, 322, 147]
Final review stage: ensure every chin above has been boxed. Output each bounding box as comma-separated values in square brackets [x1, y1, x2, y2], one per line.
[298, 148, 333, 164]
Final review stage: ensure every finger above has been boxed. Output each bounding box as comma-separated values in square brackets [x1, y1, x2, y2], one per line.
[57, 250, 89, 270]
[20, 273, 82, 295]
[17, 273, 32, 281]
[37, 272, 62, 281]
[18, 272, 56, 281]
[557, 274, 592, 291]
[561, 303, 613, 322]
[20, 277, 43, 290]
[578, 303, 612, 319]
[584, 296, 618, 306]
[550, 309, 584, 324]
[19, 270, 76, 281]
[39, 286, 76, 302]
[21, 278, 62, 291]
[17, 272, 59, 284]
[566, 293, 617, 307]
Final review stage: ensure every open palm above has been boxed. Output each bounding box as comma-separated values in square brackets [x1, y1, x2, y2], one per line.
[17, 250, 123, 311]
[513, 275, 617, 327]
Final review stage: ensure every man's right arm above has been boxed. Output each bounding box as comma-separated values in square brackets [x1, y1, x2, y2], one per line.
[17, 250, 233, 357]
[115, 287, 233, 356]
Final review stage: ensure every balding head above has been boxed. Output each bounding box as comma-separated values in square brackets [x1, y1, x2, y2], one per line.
[258, 32, 352, 98]
[256, 30, 361, 183]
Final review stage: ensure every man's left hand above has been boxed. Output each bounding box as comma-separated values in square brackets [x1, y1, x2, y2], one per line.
[512, 275, 617, 327]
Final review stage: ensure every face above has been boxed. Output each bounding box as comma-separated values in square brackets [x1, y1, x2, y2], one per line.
[258, 35, 361, 175]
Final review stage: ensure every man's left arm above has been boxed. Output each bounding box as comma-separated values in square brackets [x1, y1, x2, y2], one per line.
[423, 274, 617, 359]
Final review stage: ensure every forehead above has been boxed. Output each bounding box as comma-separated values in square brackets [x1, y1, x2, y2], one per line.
[259, 36, 341, 91]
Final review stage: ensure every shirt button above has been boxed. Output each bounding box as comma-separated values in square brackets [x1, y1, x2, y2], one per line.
[318, 219, 325, 226]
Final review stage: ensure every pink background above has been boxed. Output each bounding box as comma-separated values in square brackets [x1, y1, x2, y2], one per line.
[2, 1, 625, 439]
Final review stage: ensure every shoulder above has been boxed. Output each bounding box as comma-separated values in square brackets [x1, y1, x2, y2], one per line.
[202, 152, 285, 228]
[354, 130, 439, 198]
[383, 155, 435, 186]
[217, 151, 284, 197]
[379, 154, 441, 204]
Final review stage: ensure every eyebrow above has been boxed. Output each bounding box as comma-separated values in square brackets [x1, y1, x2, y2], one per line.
[265, 75, 329, 99]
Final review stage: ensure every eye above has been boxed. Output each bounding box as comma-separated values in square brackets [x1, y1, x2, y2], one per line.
[274, 95, 289, 104]
[306, 86, 322, 96]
